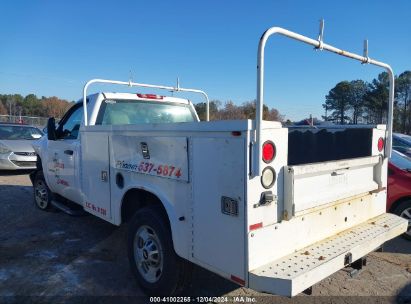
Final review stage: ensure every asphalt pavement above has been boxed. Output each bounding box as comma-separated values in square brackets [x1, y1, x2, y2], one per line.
[0, 171, 410, 304]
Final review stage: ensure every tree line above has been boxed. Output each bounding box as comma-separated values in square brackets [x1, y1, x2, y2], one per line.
[322, 70, 411, 133]
[1, 69, 409, 133]
[195, 100, 283, 121]
[0, 93, 284, 123]
[0, 94, 73, 119]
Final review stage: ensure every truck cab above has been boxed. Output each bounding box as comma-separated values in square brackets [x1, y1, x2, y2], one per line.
[33, 92, 199, 209]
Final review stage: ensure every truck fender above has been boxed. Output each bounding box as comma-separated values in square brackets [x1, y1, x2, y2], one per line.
[119, 185, 187, 260]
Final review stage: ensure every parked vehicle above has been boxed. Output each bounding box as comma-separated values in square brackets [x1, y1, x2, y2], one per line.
[0, 123, 43, 170]
[387, 150, 411, 240]
[392, 133, 411, 157]
[31, 25, 407, 297]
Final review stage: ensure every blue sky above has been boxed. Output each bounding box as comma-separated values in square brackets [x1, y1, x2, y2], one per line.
[0, 0, 410, 120]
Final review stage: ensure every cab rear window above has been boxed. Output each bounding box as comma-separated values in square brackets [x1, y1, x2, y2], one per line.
[95, 99, 196, 125]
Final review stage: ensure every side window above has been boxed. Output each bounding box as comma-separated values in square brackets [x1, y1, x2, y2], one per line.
[58, 105, 83, 140]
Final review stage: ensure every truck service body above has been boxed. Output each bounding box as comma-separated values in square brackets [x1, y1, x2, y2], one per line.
[32, 25, 407, 296]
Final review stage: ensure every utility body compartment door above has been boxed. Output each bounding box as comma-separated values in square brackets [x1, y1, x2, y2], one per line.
[284, 156, 382, 219]
[191, 137, 246, 280]
[111, 136, 189, 182]
[81, 132, 111, 220]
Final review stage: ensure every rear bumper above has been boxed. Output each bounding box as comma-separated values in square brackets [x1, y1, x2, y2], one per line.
[248, 213, 407, 297]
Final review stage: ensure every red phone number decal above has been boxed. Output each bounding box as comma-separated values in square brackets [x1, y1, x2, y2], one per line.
[116, 160, 182, 178]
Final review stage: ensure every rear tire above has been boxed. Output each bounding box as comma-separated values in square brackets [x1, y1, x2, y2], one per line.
[127, 205, 192, 296]
[33, 171, 54, 211]
[393, 200, 411, 240]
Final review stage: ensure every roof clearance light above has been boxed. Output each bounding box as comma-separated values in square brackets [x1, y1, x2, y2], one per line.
[137, 93, 164, 100]
[262, 141, 276, 163]
[378, 137, 384, 152]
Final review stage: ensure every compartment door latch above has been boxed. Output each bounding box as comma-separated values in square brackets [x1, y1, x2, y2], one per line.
[254, 191, 277, 208]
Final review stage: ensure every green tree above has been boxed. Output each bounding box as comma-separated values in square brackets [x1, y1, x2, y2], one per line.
[348, 80, 367, 124]
[23, 94, 42, 116]
[0, 93, 72, 119]
[239, 100, 281, 121]
[266, 108, 284, 121]
[363, 72, 389, 124]
[194, 100, 220, 121]
[396, 71, 411, 133]
[241, 100, 269, 119]
[195, 99, 283, 121]
[0, 94, 24, 117]
[323, 81, 352, 124]
[218, 101, 245, 120]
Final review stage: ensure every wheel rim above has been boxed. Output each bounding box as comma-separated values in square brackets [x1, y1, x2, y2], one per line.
[34, 179, 49, 209]
[400, 207, 411, 237]
[133, 225, 163, 283]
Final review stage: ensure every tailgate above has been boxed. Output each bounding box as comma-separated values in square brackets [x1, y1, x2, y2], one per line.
[284, 156, 383, 219]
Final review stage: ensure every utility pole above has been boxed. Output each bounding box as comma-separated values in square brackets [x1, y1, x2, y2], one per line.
[17, 106, 22, 124]
[7, 97, 13, 122]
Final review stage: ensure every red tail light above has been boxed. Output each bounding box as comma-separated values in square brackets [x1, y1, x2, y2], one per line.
[377, 137, 384, 152]
[137, 93, 164, 100]
[262, 141, 276, 163]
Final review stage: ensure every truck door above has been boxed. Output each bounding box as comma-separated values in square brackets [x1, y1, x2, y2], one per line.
[46, 103, 83, 204]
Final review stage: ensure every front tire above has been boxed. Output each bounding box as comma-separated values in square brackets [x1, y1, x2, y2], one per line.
[33, 171, 54, 211]
[393, 200, 411, 240]
[127, 206, 192, 296]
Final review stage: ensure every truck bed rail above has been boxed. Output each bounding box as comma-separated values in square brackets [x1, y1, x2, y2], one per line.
[254, 21, 394, 176]
[82, 79, 210, 125]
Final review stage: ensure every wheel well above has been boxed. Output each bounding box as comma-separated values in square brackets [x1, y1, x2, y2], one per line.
[29, 157, 43, 185]
[121, 188, 169, 225]
[389, 196, 411, 213]
[36, 156, 43, 170]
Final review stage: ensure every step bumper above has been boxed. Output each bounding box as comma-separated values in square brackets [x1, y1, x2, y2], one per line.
[248, 213, 407, 297]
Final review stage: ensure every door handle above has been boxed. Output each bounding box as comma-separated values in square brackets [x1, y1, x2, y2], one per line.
[64, 150, 74, 156]
[331, 171, 345, 176]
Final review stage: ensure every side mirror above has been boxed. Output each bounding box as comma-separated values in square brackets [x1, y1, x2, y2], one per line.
[47, 117, 57, 141]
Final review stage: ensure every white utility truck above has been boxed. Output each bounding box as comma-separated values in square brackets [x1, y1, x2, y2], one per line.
[32, 24, 407, 297]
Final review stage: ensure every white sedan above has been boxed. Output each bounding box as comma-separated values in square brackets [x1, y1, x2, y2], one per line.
[0, 123, 43, 170]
